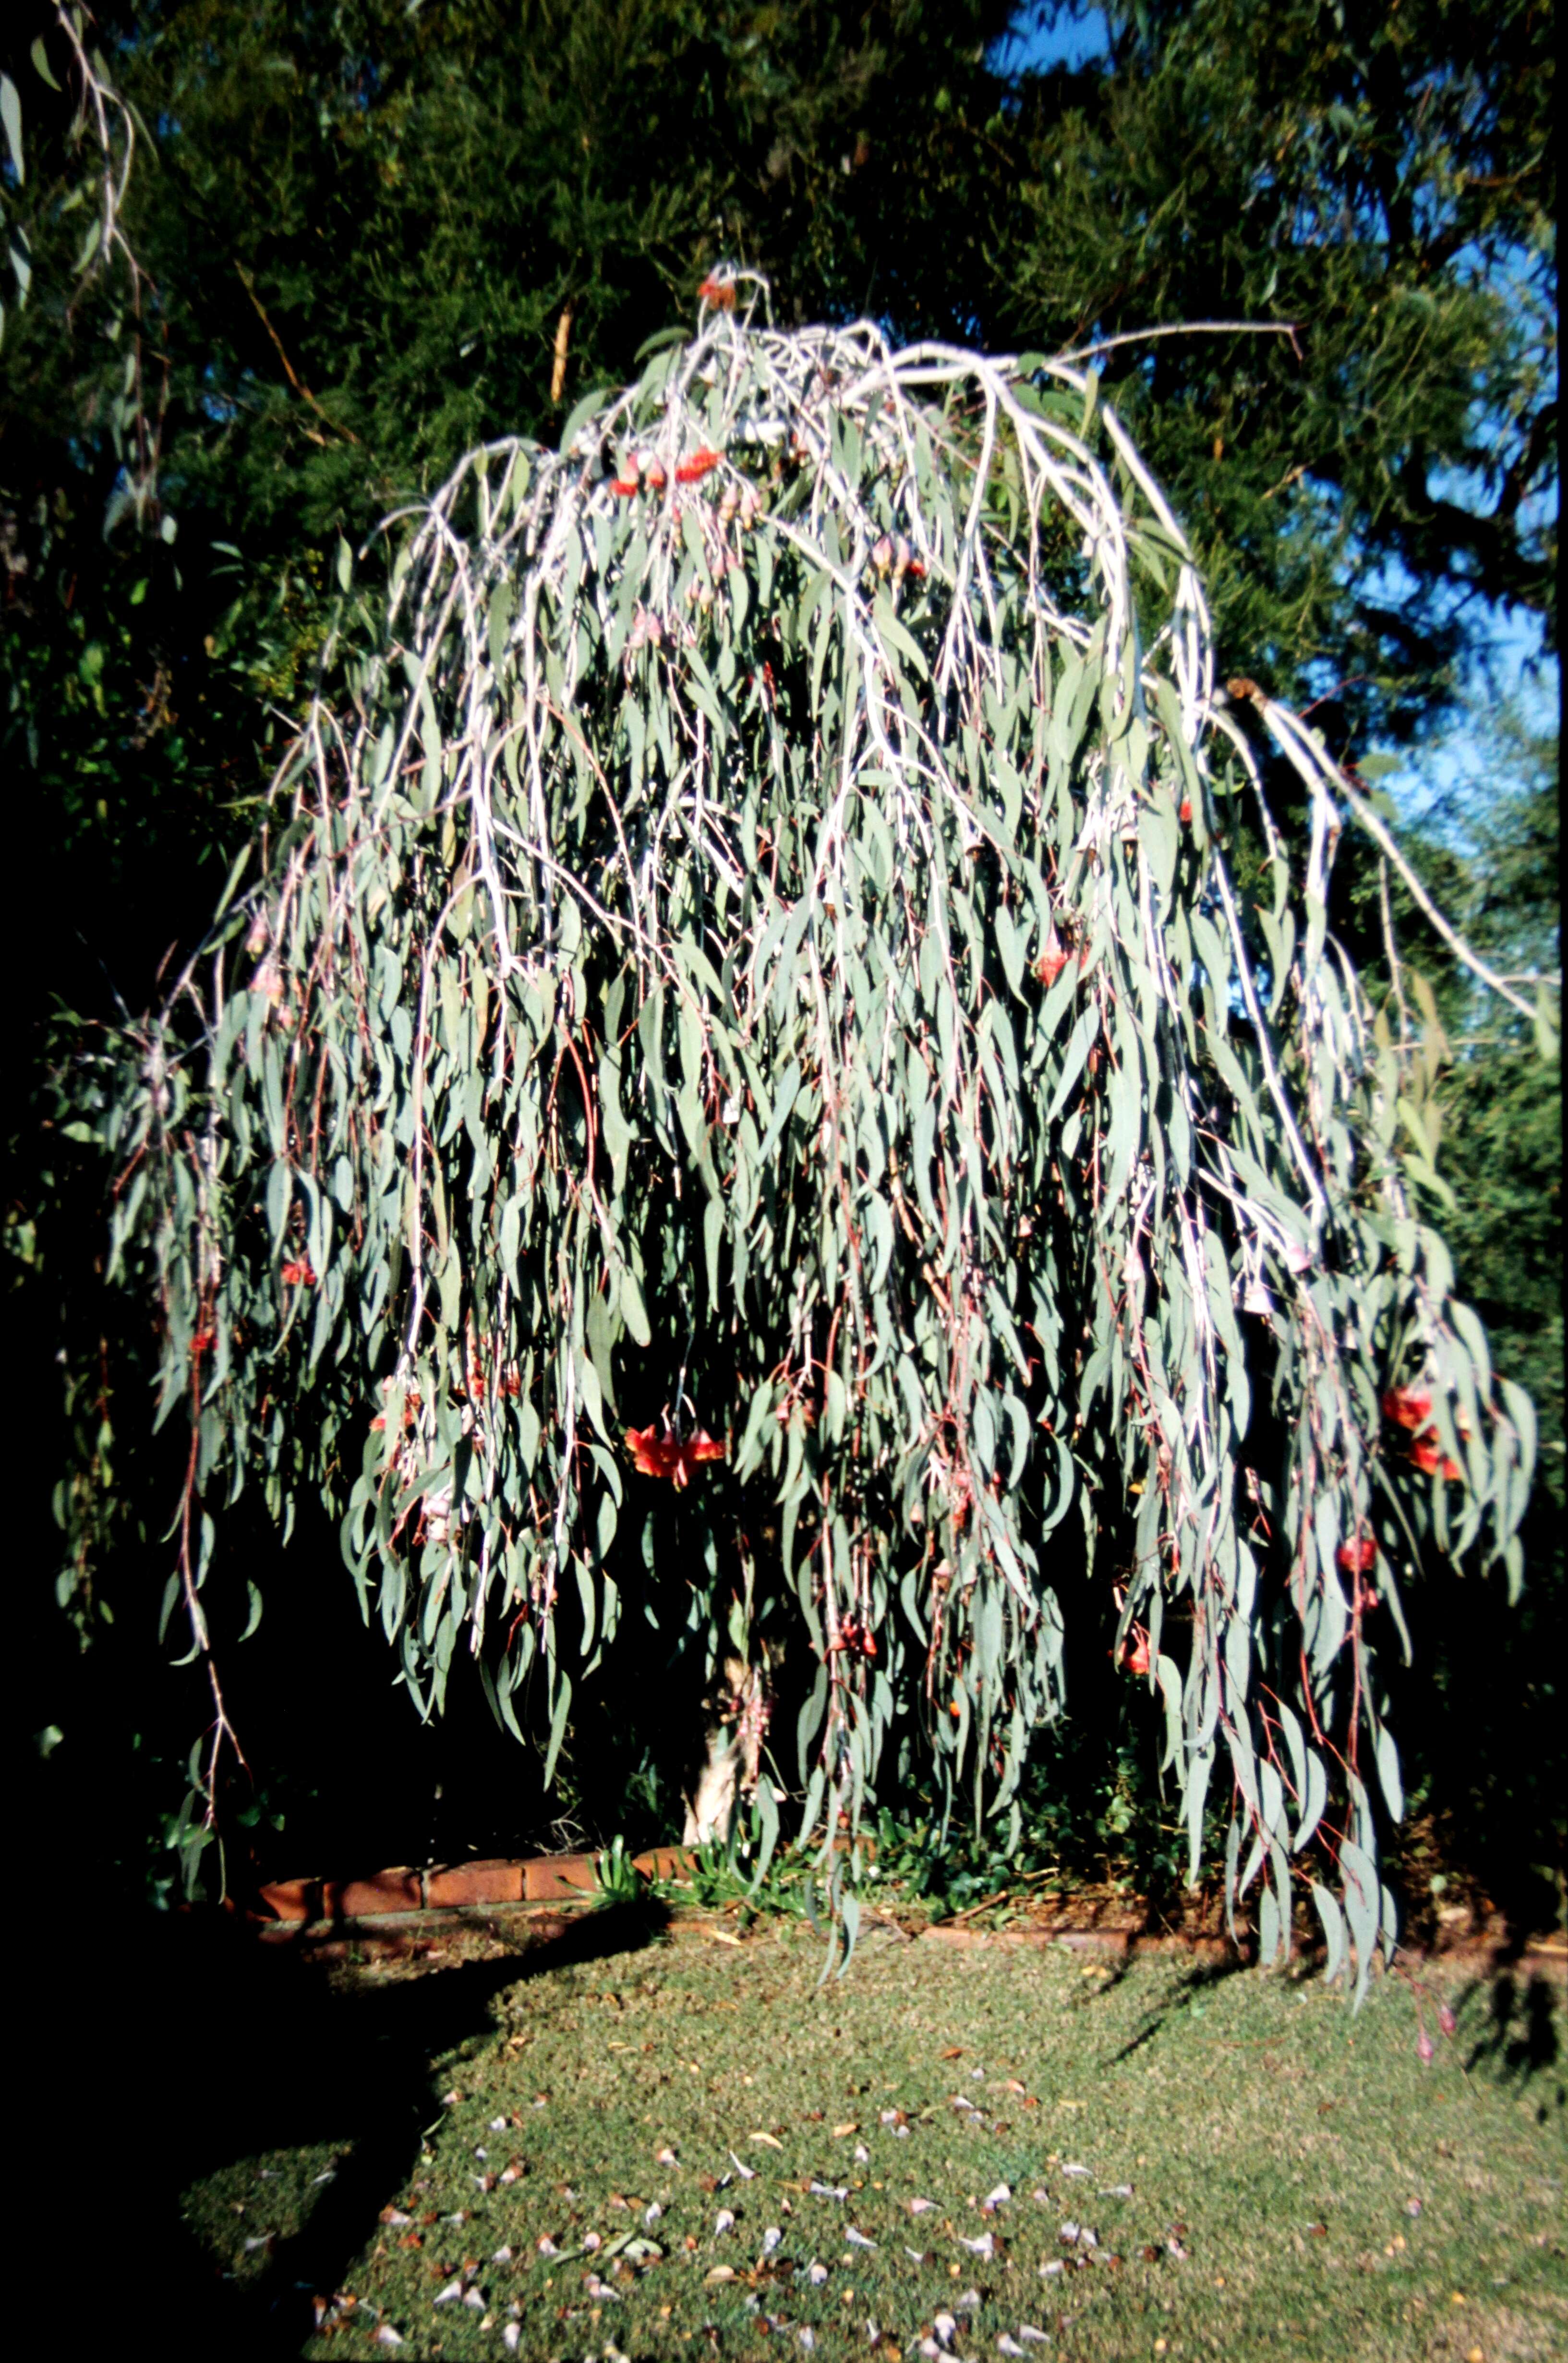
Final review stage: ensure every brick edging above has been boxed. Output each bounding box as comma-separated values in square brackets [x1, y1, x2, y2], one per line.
[915, 1922, 1567, 1975]
[244, 1852, 1566, 1978]
[251, 1845, 692, 1924]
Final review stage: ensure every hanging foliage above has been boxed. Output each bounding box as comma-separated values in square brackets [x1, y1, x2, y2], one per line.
[2, 3, 162, 507]
[63, 284, 1535, 1990]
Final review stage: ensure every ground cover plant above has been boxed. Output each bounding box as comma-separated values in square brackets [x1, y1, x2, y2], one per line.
[177, 1915, 1566, 2360]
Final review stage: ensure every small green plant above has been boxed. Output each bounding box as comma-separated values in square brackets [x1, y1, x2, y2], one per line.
[672, 1839, 754, 1912]
[651, 1785, 814, 1920]
[592, 1832, 644, 1906]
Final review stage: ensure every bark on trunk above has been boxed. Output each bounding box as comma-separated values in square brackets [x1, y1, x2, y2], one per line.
[681, 1654, 771, 1845]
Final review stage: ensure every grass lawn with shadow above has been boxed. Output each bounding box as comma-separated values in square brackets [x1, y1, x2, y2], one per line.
[161, 1914, 1568, 2360]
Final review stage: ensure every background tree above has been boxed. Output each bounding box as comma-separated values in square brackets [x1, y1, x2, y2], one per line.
[997, 0, 1556, 743]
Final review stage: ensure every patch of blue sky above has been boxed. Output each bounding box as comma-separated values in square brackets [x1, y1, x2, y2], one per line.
[1378, 598, 1557, 837]
[1355, 439, 1557, 833]
[991, 4, 1112, 81]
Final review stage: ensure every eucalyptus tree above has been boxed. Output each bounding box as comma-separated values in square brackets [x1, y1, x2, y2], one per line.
[66, 281, 1536, 1984]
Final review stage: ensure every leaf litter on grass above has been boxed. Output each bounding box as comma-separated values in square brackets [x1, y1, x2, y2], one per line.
[173, 1924, 1566, 2359]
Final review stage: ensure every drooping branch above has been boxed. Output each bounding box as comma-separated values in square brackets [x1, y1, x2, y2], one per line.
[60, 295, 1538, 1986]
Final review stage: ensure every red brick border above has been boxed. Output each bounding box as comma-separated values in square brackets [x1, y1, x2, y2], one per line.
[244, 1849, 1565, 1979]
[423, 1859, 522, 1909]
[253, 1847, 688, 1926]
[917, 1922, 1565, 1976]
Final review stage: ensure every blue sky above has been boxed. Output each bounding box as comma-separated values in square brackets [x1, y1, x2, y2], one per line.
[993, 4, 1113, 76]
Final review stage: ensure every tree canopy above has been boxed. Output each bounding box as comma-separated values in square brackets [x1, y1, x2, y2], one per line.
[59, 288, 1538, 1984]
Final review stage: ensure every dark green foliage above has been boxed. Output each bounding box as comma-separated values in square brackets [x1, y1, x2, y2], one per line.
[1388, 715, 1563, 1931]
[998, 0, 1556, 741]
[7, 0, 1554, 1016]
[1431, 715, 1561, 1450]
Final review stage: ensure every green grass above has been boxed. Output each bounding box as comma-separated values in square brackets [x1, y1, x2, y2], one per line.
[179, 1915, 1565, 2360]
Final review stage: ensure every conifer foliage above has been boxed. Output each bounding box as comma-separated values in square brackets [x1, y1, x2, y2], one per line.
[68, 290, 1533, 1987]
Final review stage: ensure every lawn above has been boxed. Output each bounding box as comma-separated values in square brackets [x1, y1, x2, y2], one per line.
[177, 1911, 1565, 2361]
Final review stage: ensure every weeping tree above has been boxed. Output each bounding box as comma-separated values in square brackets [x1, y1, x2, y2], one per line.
[60, 276, 1538, 1988]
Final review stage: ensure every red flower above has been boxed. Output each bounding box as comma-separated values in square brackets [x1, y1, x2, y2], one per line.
[464, 1342, 523, 1401]
[697, 270, 737, 310]
[280, 1259, 316, 1287]
[1336, 1537, 1377, 1575]
[611, 475, 640, 497]
[371, 1386, 422, 1435]
[1116, 1625, 1151, 1678]
[1179, 799, 1193, 824]
[190, 1328, 216, 1360]
[626, 1423, 675, 1480]
[1034, 944, 1069, 989]
[1381, 1386, 1433, 1430]
[1411, 1431, 1463, 1481]
[832, 1619, 879, 1661]
[625, 1421, 727, 1488]
[675, 448, 722, 485]
[640, 454, 668, 490]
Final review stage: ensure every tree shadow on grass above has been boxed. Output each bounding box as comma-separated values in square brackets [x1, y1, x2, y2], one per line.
[1105, 1956, 1250, 2065]
[24, 1899, 668, 2357]
[1459, 1970, 1564, 2121]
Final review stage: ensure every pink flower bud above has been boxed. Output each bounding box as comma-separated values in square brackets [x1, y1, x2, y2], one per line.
[1416, 2031, 1435, 2063]
[1438, 2005, 1457, 2037]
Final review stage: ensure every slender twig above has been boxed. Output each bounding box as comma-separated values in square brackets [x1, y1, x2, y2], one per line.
[1053, 319, 1303, 367]
[235, 262, 361, 445]
[1325, 748, 1547, 1020]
